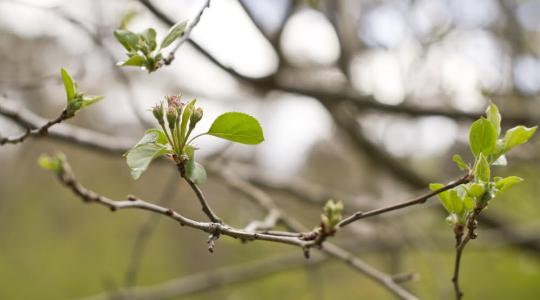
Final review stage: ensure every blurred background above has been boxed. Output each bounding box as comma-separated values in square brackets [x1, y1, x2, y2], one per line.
[1, 0, 540, 299]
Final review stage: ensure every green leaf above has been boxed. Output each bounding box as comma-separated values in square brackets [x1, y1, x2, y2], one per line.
[160, 20, 187, 49]
[135, 129, 169, 146]
[474, 153, 491, 182]
[114, 29, 139, 51]
[449, 190, 463, 215]
[463, 196, 475, 212]
[184, 145, 206, 184]
[468, 183, 485, 198]
[61, 68, 75, 102]
[486, 103, 501, 136]
[207, 112, 264, 145]
[474, 153, 490, 182]
[38, 153, 65, 173]
[141, 28, 157, 51]
[469, 117, 497, 157]
[125, 130, 171, 179]
[495, 176, 524, 193]
[181, 99, 196, 141]
[80, 95, 103, 108]
[430, 183, 452, 213]
[185, 159, 207, 184]
[119, 10, 138, 30]
[118, 54, 146, 67]
[502, 125, 537, 153]
[452, 154, 469, 170]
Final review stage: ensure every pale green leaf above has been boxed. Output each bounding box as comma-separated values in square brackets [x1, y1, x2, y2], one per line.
[160, 20, 187, 49]
[469, 117, 497, 157]
[114, 29, 139, 51]
[118, 54, 146, 67]
[474, 153, 490, 182]
[452, 154, 469, 170]
[430, 183, 452, 213]
[141, 28, 157, 51]
[486, 103, 501, 136]
[181, 99, 196, 141]
[125, 130, 171, 179]
[207, 112, 264, 145]
[502, 125, 537, 153]
[61, 68, 75, 102]
[495, 176, 524, 193]
[80, 95, 103, 108]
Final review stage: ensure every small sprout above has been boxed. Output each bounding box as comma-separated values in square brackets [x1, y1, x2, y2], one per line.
[166, 106, 178, 129]
[435, 103, 535, 229]
[321, 200, 344, 234]
[151, 102, 165, 125]
[38, 153, 66, 174]
[61, 68, 103, 115]
[190, 107, 203, 128]
[114, 19, 187, 73]
[124, 93, 265, 182]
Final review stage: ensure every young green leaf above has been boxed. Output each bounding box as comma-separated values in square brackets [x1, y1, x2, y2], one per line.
[502, 125, 537, 153]
[494, 176, 524, 193]
[207, 112, 264, 145]
[114, 29, 139, 51]
[486, 103, 501, 136]
[463, 196, 475, 212]
[474, 153, 490, 182]
[38, 153, 66, 173]
[469, 117, 497, 157]
[449, 190, 463, 215]
[181, 99, 196, 141]
[141, 28, 157, 51]
[125, 130, 171, 179]
[160, 20, 187, 49]
[126, 143, 170, 179]
[119, 10, 138, 30]
[467, 183, 485, 198]
[118, 55, 146, 67]
[452, 154, 469, 170]
[61, 68, 75, 102]
[185, 159, 207, 184]
[80, 95, 104, 108]
[430, 183, 452, 213]
[184, 145, 206, 184]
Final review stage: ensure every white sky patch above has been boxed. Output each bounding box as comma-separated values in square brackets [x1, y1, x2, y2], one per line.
[360, 3, 408, 49]
[362, 115, 458, 158]
[256, 94, 332, 176]
[280, 9, 340, 66]
[351, 50, 405, 105]
[190, 0, 278, 78]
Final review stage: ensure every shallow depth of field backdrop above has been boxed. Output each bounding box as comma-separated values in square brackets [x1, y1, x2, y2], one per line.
[1, 0, 540, 299]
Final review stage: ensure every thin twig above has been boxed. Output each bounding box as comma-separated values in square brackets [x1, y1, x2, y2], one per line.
[54, 160, 311, 248]
[452, 236, 470, 300]
[163, 0, 211, 65]
[338, 174, 473, 228]
[210, 164, 418, 300]
[0, 109, 69, 145]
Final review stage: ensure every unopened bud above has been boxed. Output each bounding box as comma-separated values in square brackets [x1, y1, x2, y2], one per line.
[190, 107, 203, 128]
[152, 102, 164, 125]
[166, 95, 182, 110]
[167, 106, 178, 128]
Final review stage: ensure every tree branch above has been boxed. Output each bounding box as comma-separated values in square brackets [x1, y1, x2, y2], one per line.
[209, 164, 418, 300]
[0, 107, 70, 145]
[338, 174, 473, 228]
[162, 0, 211, 65]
